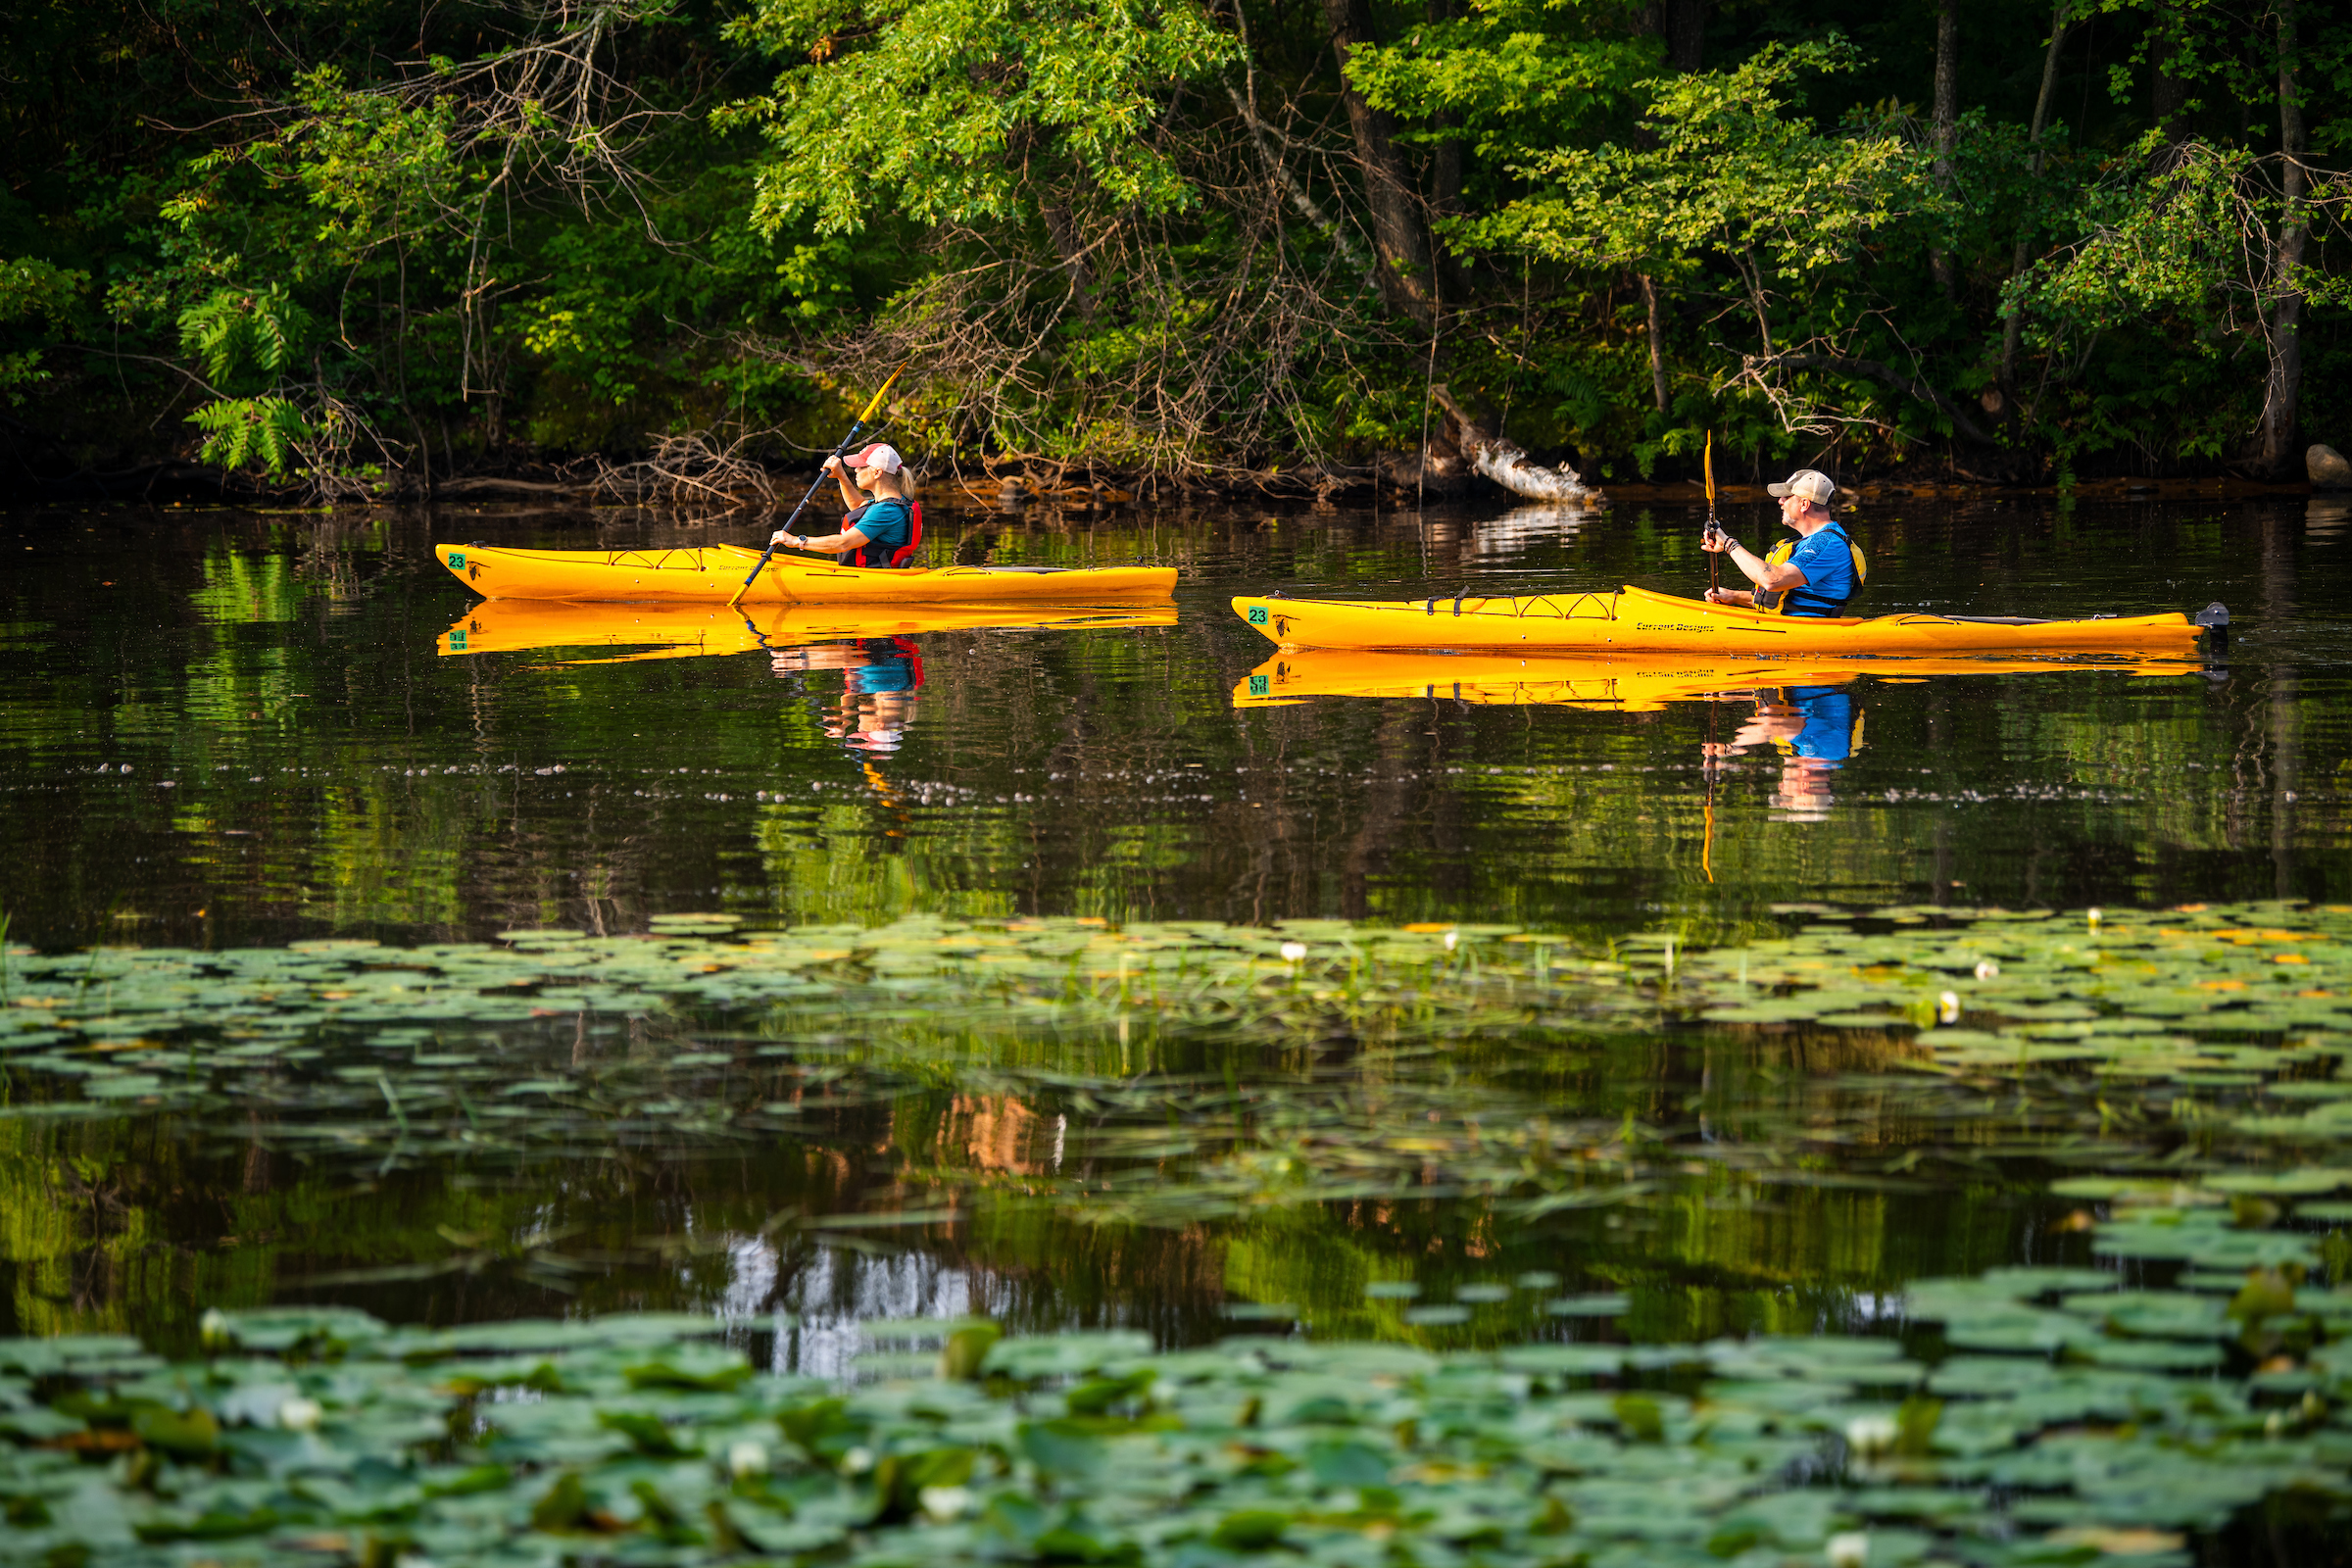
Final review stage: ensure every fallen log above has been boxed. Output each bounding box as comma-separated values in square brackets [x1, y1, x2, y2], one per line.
[1428, 385, 1599, 505]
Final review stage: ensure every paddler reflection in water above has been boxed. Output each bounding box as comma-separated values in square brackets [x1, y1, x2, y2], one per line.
[768, 636, 923, 754]
[1705, 686, 1861, 822]
[769, 443, 921, 567]
[1699, 468, 1864, 615]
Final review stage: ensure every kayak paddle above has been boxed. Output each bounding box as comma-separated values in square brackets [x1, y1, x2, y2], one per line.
[730, 365, 907, 608]
[1703, 430, 1720, 599]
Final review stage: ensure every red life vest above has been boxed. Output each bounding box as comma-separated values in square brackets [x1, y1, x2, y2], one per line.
[845, 500, 922, 569]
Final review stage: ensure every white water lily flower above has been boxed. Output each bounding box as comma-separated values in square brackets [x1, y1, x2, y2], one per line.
[1973, 959, 1999, 980]
[1937, 991, 1961, 1024]
[1280, 942, 1307, 962]
[841, 1446, 875, 1475]
[278, 1397, 323, 1433]
[1443, 932, 1458, 952]
[1827, 1531, 1870, 1568]
[918, 1485, 972, 1521]
[199, 1308, 232, 1350]
[1842, 1414, 1898, 1456]
[728, 1440, 769, 1480]
[2086, 907, 2102, 925]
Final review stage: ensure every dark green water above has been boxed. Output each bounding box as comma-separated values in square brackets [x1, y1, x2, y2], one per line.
[2, 494, 2349, 1365]
[4, 496, 2347, 949]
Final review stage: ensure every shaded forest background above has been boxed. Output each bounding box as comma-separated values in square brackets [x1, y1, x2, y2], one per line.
[2, 0, 2348, 499]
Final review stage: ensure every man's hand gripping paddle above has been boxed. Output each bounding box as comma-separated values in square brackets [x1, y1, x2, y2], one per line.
[730, 365, 906, 608]
[1703, 430, 1720, 599]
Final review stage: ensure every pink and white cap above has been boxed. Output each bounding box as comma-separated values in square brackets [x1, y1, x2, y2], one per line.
[845, 443, 904, 475]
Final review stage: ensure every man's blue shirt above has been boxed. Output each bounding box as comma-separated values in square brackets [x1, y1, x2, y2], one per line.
[1781, 524, 1858, 615]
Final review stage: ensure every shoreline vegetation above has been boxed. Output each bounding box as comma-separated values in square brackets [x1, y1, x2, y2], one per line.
[4, 1, 2349, 507]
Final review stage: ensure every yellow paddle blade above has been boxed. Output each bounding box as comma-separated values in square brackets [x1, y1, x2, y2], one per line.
[1704, 430, 1715, 503]
[858, 364, 907, 424]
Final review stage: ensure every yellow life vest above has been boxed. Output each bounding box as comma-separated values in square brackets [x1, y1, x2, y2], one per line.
[1754, 525, 1867, 615]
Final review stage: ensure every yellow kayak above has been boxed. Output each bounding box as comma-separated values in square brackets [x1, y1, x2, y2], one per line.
[1233, 584, 2207, 658]
[1234, 649, 2198, 711]
[438, 542, 1176, 604]
[440, 600, 1177, 663]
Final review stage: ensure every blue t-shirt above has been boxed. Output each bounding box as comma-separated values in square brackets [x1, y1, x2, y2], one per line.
[843, 499, 913, 567]
[1780, 524, 1859, 616]
[1781, 686, 1855, 762]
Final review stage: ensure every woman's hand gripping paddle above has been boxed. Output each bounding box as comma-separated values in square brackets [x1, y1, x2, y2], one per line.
[730, 365, 906, 608]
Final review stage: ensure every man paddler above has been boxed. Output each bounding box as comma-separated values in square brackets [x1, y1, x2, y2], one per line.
[769, 443, 919, 568]
[1699, 468, 1864, 616]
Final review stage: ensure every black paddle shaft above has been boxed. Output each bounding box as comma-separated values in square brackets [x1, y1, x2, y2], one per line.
[736, 423, 873, 598]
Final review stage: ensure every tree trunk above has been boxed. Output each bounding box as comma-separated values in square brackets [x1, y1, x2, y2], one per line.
[2151, 3, 2189, 141]
[1929, 0, 1959, 295]
[1647, 0, 1703, 73]
[1998, 1, 2071, 407]
[2257, 0, 2306, 476]
[1320, 0, 1436, 325]
[1040, 204, 1101, 322]
[1641, 273, 1670, 413]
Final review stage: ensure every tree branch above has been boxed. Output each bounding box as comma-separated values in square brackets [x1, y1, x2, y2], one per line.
[1745, 352, 1997, 446]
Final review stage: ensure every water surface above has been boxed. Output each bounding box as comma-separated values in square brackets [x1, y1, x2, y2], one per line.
[2, 493, 2347, 1357]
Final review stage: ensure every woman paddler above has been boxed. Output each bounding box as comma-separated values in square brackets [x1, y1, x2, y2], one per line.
[769, 443, 920, 568]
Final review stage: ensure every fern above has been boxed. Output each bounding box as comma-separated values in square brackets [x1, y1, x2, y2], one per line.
[176, 284, 313, 389]
[187, 396, 313, 476]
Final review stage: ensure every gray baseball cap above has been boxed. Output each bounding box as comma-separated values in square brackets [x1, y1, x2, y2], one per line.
[1767, 469, 1836, 505]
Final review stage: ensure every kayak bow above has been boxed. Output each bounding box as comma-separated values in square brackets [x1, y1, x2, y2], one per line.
[1233, 584, 2208, 658]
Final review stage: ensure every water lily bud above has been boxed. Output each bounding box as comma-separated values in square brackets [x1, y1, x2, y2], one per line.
[1973, 959, 1999, 981]
[918, 1485, 972, 1521]
[841, 1446, 875, 1475]
[2086, 907, 2102, 926]
[1827, 1532, 1870, 1568]
[199, 1308, 233, 1351]
[278, 1397, 323, 1433]
[1280, 942, 1307, 962]
[1443, 932, 1458, 952]
[1937, 991, 1960, 1024]
[728, 1440, 769, 1480]
[1842, 1415, 1898, 1457]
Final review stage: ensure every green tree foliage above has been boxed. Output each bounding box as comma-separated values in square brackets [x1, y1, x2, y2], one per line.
[0, 256, 84, 404]
[0, 0, 2346, 486]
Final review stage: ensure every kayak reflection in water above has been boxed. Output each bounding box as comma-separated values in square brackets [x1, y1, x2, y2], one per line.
[768, 635, 924, 754]
[1703, 685, 1861, 822]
